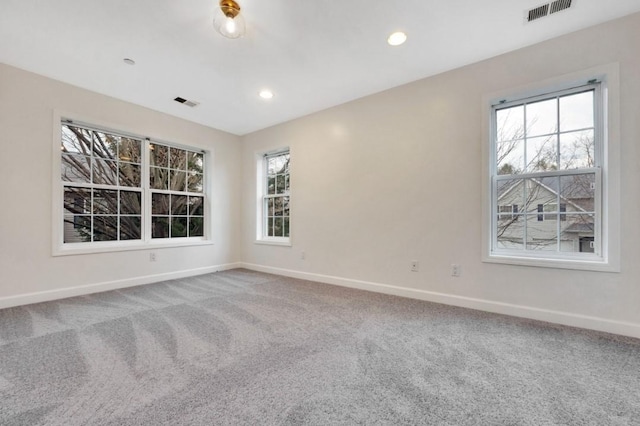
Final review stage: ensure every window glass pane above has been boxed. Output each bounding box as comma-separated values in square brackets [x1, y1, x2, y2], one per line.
[62, 154, 91, 183]
[274, 197, 283, 216]
[497, 140, 524, 175]
[152, 217, 170, 238]
[62, 125, 91, 154]
[170, 148, 187, 170]
[525, 177, 557, 214]
[560, 174, 595, 212]
[267, 217, 274, 237]
[273, 217, 283, 237]
[64, 187, 91, 215]
[170, 170, 186, 192]
[171, 195, 188, 215]
[268, 198, 274, 216]
[560, 91, 594, 132]
[496, 105, 524, 143]
[93, 159, 117, 185]
[526, 135, 557, 173]
[189, 217, 204, 237]
[559, 130, 595, 169]
[152, 193, 170, 215]
[171, 217, 188, 237]
[496, 179, 523, 210]
[119, 162, 141, 187]
[187, 152, 203, 173]
[93, 189, 118, 214]
[150, 144, 168, 167]
[526, 98, 557, 137]
[267, 176, 276, 195]
[560, 214, 595, 253]
[497, 215, 523, 250]
[93, 216, 118, 241]
[188, 172, 203, 192]
[526, 215, 558, 251]
[283, 217, 290, 237]
[64, 215, 91, 243]
[120, 191, 141, 215]
[120, 216, 141, 240]
[283, 196, 290, 217]
[188, 196, 204, 216]
[92, 132, 118, 160]
[119, 138, 141, 163]
[150, 167, 169, 190]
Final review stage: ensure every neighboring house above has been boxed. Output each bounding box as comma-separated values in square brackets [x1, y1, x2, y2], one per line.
[496, 176, 595, 253]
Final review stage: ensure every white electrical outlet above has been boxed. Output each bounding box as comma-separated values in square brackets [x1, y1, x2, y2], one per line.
[411, 261, 419, 272]
[451, 264, 461, 277]
[150, 252, 157, 262]
[301, 251, 306, 260]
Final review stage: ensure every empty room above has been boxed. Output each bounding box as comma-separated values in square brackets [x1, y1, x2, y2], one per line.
[1, 0, 640, 424]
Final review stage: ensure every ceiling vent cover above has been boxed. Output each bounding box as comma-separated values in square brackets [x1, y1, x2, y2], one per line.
[173, 96, 199, 108]
[525, 0, 574, 23]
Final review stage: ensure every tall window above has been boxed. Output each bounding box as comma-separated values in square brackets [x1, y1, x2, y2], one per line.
[490, 83, 602, 259]
[60, 121, 207, 249]
[262, 150, 290, 240]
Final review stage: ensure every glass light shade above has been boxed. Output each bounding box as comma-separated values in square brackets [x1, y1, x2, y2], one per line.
[213, 9, 245, 39]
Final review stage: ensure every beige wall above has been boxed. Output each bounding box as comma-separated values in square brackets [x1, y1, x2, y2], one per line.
[240, 13, 640, 336]
[0, 64, 242, 303]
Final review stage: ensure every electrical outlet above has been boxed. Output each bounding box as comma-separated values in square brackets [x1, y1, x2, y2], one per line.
[411, 260, 419, 272]
[301, 251, 306, 260]
[451, 264, 461, 277]
[150, 252, 157, 262]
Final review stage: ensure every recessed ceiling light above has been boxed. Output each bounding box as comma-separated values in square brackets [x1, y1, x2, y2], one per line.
[387, 32, 407, 46]
[259, 89, 274, 99]
[123, 58, 136, 65]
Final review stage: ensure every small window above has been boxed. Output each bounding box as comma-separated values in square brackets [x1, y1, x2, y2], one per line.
[257, 149, 290, 243]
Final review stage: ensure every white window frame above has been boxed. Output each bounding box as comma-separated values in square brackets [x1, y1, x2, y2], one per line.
[255, 148, 291, 246]
[52, 112, 213, 256]
[481, 64, 620, 272]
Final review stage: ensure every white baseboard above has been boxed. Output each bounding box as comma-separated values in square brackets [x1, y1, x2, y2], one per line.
[0, 262, 241, 310]
[241, 263, 640, 340]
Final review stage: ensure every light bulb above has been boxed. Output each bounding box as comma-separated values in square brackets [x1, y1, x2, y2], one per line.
[213, 1, 246, 39]
[224, 17, 236, 35]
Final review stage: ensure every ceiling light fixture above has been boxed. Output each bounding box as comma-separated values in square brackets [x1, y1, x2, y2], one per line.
[259, 89, 274, 100]
[213, 0, 246, 39]
[387, 31, 407, 46]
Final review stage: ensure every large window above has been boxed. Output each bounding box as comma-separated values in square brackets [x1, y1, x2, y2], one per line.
[59, 120, 207, 251]
[258, 149, 290, 243]
[490, 82, 603, 262]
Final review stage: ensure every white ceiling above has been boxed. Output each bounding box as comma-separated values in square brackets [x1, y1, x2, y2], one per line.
[1, 0, 640, 135]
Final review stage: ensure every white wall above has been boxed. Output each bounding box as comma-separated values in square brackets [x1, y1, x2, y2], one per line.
[0, 64, 242, 306]
[240, 13, 640, 337]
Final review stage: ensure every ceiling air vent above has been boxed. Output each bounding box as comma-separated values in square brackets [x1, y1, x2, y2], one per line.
[173, 96, 200, 108]
[550, 0, 572, 14]
[525, 0, 574, 23]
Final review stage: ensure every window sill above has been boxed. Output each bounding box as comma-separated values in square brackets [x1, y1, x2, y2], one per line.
[483, 252, 619, 273]
[53, 238, 213, 256]
[254, 239, 291, 247]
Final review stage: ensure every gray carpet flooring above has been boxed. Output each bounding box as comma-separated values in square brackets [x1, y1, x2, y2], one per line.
[0, 269, 639, 425]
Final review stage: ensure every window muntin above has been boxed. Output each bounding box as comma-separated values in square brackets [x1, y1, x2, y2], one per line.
[60, 122, 206, 247]
[491, 84, 601, 257]
[262, 150, 290, 239]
